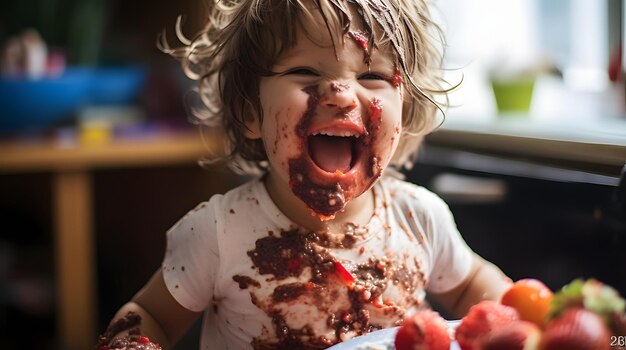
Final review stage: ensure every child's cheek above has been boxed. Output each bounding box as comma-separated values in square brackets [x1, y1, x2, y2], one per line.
[265, 107, 301, 170]
[373, 101, 402, 158]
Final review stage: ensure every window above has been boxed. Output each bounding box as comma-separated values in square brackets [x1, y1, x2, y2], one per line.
[434, 0, 625, 121]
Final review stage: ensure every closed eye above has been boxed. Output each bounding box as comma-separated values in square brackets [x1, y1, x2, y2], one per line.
[283, 67, 319, 76]
[358, 72, 387, 80]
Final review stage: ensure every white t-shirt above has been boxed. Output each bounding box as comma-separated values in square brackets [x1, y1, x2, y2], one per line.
[162, 176, 473, 349]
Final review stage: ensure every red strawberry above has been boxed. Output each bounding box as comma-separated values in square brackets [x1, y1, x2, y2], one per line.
[334, 261, 356, 287]
[394, 309, 451, 350]
[481, 320, 541, 350]
[286, 257, 301, 273]
[455, 300, 519, 350]
[541, 307, 611, 350]
[138, 336, 151, 343]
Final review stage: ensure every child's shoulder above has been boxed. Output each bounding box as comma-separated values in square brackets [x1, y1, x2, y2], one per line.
[170, 178, 266, 228]
[182, 179, 263, 214]
[381, 175, 449, 209]
[204, 178, 265, 210]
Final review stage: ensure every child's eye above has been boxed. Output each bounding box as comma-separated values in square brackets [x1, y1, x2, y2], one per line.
[358, 72, 387, 80]
[284, 67, 319, 76]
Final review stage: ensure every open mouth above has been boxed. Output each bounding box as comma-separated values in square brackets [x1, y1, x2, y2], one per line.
[308, 133, 361, 174]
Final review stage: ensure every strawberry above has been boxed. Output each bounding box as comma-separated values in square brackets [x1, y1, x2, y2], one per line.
[481, 320, 541, 350]
[541, 307, 611, 350]
[138, 336, 151, 343]
[394, 309, 451, 350]
[371, 294, 385, 308]
[500, 279, 553, 328]
[548, 278, 626, 336]
[334, 261, 356, 287]
[286, 257, 301, 273]
[455, 300, 519, 350]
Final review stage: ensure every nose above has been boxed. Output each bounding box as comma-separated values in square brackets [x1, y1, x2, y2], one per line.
[321, 81, 357, 113]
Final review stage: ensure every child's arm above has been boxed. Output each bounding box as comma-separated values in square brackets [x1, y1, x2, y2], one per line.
[107, 270, 202, 349]
[430, 253, 512, 318]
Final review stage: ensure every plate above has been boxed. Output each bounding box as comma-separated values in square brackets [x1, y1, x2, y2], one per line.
[326, 320, 461, 350]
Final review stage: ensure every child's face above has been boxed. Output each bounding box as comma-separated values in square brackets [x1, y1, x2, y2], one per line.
[253, 12, 403, 219]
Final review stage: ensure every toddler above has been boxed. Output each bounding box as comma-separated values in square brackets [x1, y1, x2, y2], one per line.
[100, 0, 512, 348]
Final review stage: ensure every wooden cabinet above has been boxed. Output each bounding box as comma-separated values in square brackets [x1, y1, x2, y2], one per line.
[0, 130, 240, 350]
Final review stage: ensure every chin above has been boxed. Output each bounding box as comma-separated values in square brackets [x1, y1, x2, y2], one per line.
[287, 140, 385, 220]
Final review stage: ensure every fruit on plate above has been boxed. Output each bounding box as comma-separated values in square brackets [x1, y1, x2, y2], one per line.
[390, 278, 624, 350]
[394, 309, 451, 350]
[540, 278, 626, 350]
[541, 307, 611, 350]
[548, 278, 625, 328]
[481, 320, 541, 350]
[455, 300, 519, 350]
[500, 278, 553, 328]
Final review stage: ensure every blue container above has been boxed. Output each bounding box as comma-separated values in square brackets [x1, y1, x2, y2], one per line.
[0, 66, 148, 134]
[89, 66, 148, 105]
[0, 68, 93, 133]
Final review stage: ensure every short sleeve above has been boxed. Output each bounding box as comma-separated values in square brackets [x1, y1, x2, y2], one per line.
[419, 189, 474, 294]
[162, 198, 221, 312]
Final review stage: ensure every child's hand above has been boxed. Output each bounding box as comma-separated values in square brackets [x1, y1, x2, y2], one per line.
[96, 311, 162, 350]
[98, 334, 162, 350]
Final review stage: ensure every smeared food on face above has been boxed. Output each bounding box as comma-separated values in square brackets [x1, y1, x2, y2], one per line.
[348, 30, 372, 65]
[288, 86, 386, 219]
[330, 82, 350, 93]
[389, 68, 402, 88]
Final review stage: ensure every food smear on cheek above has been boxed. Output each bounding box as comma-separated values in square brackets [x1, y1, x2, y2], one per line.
[367, 98, 383, 132]
[237, 229, 424, 348]
[364, 98, 383, 179]
[389, 69, 402, 88]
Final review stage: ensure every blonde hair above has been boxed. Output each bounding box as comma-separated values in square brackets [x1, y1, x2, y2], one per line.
[160, 0, 449, 174]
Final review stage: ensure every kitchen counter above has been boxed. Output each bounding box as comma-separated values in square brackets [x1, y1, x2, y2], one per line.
[426, 112, 626, 179]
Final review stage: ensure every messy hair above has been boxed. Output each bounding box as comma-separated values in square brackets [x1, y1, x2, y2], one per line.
[160, 0, 449, 174]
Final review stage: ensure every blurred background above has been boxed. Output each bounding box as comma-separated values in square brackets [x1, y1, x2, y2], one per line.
[0, 0, 625, 349]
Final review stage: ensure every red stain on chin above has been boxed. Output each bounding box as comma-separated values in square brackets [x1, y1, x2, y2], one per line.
[289, 157, 346, 218]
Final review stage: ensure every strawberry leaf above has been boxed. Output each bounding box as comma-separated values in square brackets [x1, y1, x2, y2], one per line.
[549, 278, 626, 326]
[548, 279, 585, 320]
[581, 279, 626, 317]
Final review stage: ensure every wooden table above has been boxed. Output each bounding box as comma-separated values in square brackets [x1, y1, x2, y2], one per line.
[0, 130, 206, 350]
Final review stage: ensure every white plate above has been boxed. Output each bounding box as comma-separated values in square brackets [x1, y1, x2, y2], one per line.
[326, 321, 461, 350]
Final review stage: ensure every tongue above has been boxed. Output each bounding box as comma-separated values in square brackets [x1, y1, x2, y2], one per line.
[309, 135, 353, 173]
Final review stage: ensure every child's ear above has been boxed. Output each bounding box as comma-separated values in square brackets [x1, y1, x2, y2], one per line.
[243, 115, 262, 140]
